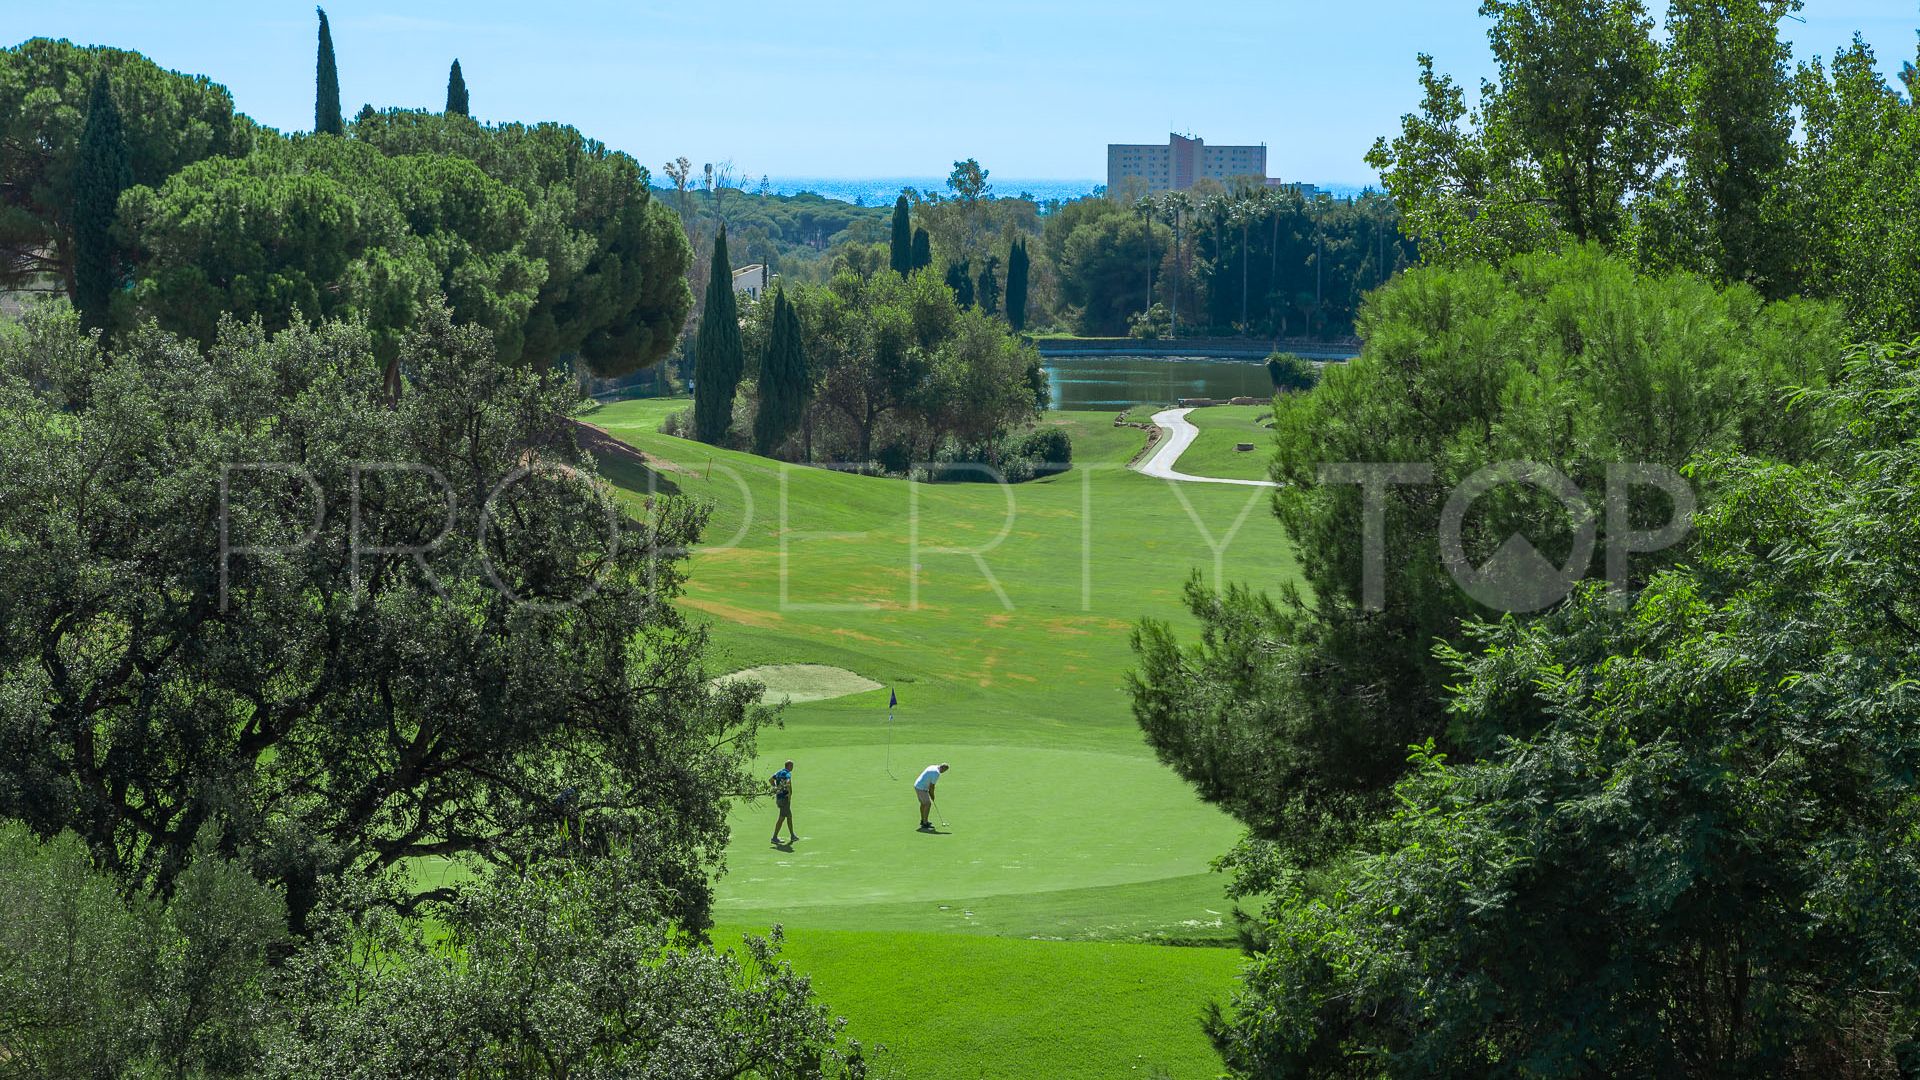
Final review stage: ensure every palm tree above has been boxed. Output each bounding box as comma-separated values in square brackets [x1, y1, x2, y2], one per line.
[1154, 192, 1193, 338]
[1226, 198, 1253, 332]
[1135, 196, 1157, 322]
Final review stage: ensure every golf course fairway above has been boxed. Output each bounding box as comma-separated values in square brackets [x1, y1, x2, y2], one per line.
[586, 398, 1295, 1079]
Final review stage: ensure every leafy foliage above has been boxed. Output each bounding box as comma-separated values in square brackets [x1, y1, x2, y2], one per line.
[444, 58, 468, 116]
[910, 226, 931, 271]
[739, 267, 1042, 469]
[753, 288, 810, 457]
[1791, 36, 1920, 342]
[314, 8, 342, 136]
[0, 823, 285, 1078]
[1216, 341, 1920, 1075]
[693, 226, 744, 444]
[944, 259, 974, 309]
[0, 300, 767, 930]
[889, 193, 911, 277]
[1052, 200, 1168, 335]
[975, 254, 1000, 316]
[1372, 0, 1920, 342]
[1005, 237, 1029, 332]
[272, 854, 870, 1079]
[0, 38, 253, 295]
[118, 133, 544, 366]
[1131, 247, 1843, 865]
[71, 71, 130, 329]
[341, 109, 693, 373]
[1264, 351, 1319, 393]
[1633, 0, 1799, 290]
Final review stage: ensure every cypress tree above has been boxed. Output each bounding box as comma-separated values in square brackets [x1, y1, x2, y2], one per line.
[446, 59, 469, 116]
[780, 293, 810, 456]
[72, 70, 130, 330]
[945, 260, 973, 309]
[1005, 239, 1030, 331]
[315, 7, 343, 135]
[911, 227, 932, 271]
[693, 227, 744, 445]
[889, 195, 912, 277]
[976, 256, 1001, 316]
[753, 289, 809, 456]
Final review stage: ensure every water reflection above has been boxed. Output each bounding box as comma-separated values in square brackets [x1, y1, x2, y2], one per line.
[1043, 355, 1349, 410]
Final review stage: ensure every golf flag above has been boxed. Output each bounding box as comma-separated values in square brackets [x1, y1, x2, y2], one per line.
[884, 688, 898, 780]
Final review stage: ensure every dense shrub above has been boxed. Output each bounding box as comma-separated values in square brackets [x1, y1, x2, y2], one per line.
[1216, 342, 1920, 1075]
[272, 854, 870, 1079]
[1264, 351, 1320, 393]
[1133, 246, 1845, 872]
[924, 424, 1074, 484]
[0, 823, 285, 1078]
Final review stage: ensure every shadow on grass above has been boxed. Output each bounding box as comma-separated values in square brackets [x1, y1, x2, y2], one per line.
[573, 419, 682, 497]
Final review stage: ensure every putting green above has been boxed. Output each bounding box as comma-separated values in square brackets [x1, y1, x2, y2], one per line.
[724, 742, 1239, 917]
[717, 663, 883, 704]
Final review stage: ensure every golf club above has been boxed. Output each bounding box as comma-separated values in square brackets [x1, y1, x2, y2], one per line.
[936, 796, 950, 829]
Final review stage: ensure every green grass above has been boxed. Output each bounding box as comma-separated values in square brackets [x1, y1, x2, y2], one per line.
[583, 398, 1296, 1079]
[1172, 405, 1278, 482]
[720, 926, 1240, 1080]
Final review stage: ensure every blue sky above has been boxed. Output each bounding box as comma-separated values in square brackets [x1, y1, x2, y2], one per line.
[6, 2, 1916, 185]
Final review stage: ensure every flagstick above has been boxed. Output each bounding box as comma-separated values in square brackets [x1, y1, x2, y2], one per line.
[885, 687, 898, 780]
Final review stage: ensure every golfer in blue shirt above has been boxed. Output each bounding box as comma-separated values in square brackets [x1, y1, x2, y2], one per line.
[770, 760, 796, 844]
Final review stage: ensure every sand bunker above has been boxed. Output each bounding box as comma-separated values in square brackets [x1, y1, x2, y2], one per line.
[715, 664, 883, 705]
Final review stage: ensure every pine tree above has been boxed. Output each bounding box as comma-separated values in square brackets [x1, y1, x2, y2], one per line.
[693, 227, 744, 445]
[753, 289, 809, 456]
[315, 8, 343, 135]
[889, 195, 912, 277]
[446, 59, 469, 116]
[976, 256, 1001, 316]
[1005, 239, 1030, 332]
[911, 227, 932, 271]
[945, 260, 974, 309]
[72, 70, 130, 330]
[355, 103, 376, 124]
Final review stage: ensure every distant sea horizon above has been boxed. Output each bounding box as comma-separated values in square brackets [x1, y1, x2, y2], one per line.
[752, 176, 1375, 206]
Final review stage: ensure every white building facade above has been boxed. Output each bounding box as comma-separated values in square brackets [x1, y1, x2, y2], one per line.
[1107, 133, 1268, 195]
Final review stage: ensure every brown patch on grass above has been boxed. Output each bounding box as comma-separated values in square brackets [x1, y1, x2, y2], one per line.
[681, 596, 784, 629]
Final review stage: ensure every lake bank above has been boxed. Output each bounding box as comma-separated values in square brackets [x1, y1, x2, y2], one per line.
[1033, 336, 1359, 361]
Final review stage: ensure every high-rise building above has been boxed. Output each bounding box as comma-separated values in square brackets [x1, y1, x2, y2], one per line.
[1107, 133, 1268, 195]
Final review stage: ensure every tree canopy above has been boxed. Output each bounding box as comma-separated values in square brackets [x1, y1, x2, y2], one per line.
[0, 38, 253, 297]
[1215, 340, 1920, 1075]
[117, 111, 692, 378]
[118, 133, 544, 365]
[314, 8, 342, 136]
[1132, 247, 1843, 864]
[445, 58, 468, 116]
[693, 226, 744, 444]
[345, 109, 693, 373]
[736, 265, 1043, 471]
[0, 300, 767, 931]
[71, 70, 130, 329]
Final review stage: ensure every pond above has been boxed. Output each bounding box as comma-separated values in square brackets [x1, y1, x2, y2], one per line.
[1042, 354, 1352, 411]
